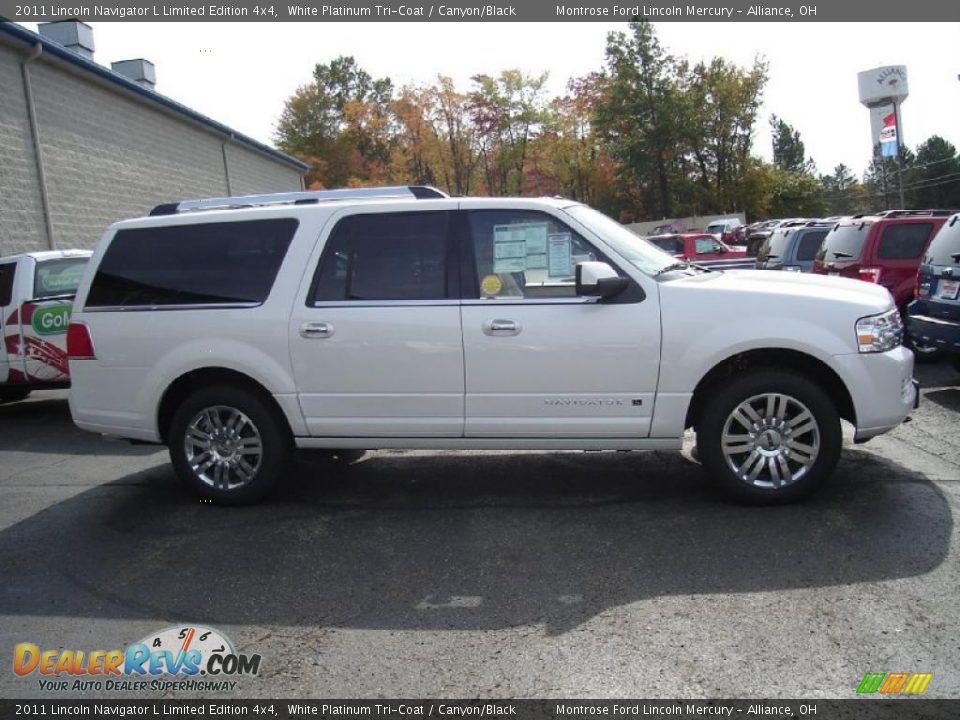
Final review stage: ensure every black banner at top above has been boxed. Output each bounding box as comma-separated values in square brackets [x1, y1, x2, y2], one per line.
[2, 0, 960, 21]
[2, 700, 960, 719]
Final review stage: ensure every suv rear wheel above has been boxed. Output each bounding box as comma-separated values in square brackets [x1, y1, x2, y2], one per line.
[696, 370, 841, 505]
[168, 385, 292, 504]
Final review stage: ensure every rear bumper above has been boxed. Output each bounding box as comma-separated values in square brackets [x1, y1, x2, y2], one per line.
[906, 313, 960, 353]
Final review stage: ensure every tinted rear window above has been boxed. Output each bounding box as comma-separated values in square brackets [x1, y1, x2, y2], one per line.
[876, 223, 934, 260]
[758, 230, 791, 262]
[86, 219, 297, 308]
[923, 219, 960, 266]
[34, 257, 88, 298]
[818, 225, 868, 261]
[796, 230, 827, 261]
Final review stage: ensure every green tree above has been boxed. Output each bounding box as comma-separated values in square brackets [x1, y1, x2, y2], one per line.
[819, 164, 865, 215]
[908, 135, 960, 209]
[770, 115, 811, 173]
[595, 20, 680, 218]
[275, 56, 394, 188]
[468, 70, 550, 195]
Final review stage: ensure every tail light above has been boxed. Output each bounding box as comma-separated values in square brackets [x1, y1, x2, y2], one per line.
[858, 267, 882, 283]
[67, 322, 96, 359]
[915, 272, 930, 299]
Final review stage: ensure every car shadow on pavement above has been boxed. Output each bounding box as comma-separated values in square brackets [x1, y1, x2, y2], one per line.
[0, 446, 951, 635]
[924, 388, 960, 414]
[0, 394, 160, 457]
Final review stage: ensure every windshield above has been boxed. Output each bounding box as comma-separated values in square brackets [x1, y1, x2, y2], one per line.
[817, 224, 868, 262]
[33, 257, 88, 298]
[923, 218, 960, 266]
[564, 205, 679, 276]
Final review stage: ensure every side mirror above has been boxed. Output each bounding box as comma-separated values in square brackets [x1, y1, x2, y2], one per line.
[576, 262, 629, 299]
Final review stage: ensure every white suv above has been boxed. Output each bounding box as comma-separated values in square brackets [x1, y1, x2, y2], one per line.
[67, 186, 918, 505]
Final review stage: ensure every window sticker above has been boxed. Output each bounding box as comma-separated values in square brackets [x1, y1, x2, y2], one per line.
[547, 233, 573, 277]
[480, 274, 504, 297]
[493, 222, 549, 274]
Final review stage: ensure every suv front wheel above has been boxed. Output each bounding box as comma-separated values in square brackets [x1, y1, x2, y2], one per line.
[696, 370, 842, 504]
[168, 385, 292, 504]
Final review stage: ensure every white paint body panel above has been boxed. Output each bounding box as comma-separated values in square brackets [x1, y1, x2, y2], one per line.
[68, 197, 915, 455]
[461, 300, 659, 437]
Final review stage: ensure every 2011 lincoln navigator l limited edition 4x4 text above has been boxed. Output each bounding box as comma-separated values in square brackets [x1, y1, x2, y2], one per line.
[67, 187, 918, 505]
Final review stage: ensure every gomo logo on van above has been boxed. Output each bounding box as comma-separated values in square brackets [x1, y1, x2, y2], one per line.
[31, 305, 72, 336]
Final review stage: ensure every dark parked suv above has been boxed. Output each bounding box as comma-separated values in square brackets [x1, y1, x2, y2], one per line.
[813, 210, 953, 357]
[755, 221, 832, 272]
[906, 213, 960, 370]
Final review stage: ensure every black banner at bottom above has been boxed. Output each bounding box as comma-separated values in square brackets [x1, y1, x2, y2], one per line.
[1, 700, 958, 720]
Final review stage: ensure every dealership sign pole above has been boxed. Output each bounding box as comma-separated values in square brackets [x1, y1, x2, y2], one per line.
[858, 65, 909, 209]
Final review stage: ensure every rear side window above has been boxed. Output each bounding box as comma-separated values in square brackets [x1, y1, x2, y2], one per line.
[34, 258, 88, 299]
[312, 212, 449, 302]
[924, 219, 960, 266]
[876, 223, 934, 260]
[0, 263, 15, 306]
[818, 225, 868, 261]
[796, 231, 827, 261]
[86, 219, 297, 308]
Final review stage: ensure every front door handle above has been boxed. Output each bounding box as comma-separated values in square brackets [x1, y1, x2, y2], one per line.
[482, 319, 521, 336]
[300, 321, 334, 339]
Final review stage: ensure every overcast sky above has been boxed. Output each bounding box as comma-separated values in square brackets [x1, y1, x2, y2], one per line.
[20, 21, 960, 178]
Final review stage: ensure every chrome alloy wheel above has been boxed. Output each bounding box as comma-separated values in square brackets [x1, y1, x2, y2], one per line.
[184, 405, 264, 490]
[720, 393, 820, 489]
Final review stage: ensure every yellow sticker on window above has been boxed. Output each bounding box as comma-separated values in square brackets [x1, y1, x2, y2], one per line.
[480, 274, 503, 297]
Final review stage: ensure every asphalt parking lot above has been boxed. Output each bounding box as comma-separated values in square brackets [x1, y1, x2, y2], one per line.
[2, 361, 959, 699]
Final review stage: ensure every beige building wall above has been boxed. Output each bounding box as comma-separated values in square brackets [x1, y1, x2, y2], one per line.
[0, 37, 304, 255]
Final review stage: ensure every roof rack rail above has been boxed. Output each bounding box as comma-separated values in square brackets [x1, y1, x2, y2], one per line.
[149, 185, 448, 216]
[873, 209, 958, 218]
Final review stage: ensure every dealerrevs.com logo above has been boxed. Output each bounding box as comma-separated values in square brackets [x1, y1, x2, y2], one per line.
[14, 625, 261, 693]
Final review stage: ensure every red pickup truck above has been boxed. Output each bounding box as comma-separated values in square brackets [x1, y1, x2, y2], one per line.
[645, 233, 753, 270]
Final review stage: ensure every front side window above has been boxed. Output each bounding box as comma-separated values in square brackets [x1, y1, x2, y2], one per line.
[312, 212, 449, 302]
[86, 219, 297, 308]
[468, 210, 601, 299]
[877, 223, 934, 260]
[33, 258, 88, 299]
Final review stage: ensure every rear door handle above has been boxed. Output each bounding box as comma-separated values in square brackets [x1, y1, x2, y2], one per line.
[300, 321, 334, 339]
[482, 319, 521, 336]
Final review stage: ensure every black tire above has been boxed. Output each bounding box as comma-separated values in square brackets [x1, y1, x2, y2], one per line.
[0, 388, 32, 405]
[695, 370, 842, 505]
[167, 385, 292, 505]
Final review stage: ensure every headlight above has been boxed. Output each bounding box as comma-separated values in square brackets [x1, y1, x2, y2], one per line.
[856, 308, 903, 353]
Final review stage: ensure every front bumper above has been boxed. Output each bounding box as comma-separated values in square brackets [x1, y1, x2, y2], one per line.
[832, 346, 917, 442]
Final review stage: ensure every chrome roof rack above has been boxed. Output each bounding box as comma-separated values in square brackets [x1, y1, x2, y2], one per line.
[149, 185, 448, 216]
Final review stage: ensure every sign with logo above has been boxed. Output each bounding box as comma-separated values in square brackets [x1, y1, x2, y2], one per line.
[879, 111, 898, 157]
[13, 625, 261, 693]
[31, 304, 72, 336]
